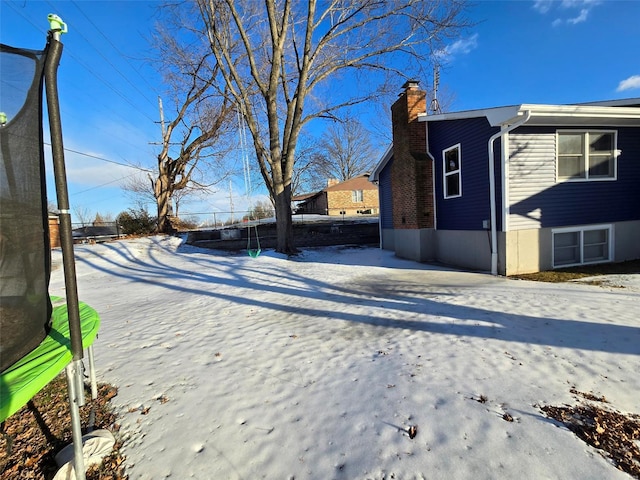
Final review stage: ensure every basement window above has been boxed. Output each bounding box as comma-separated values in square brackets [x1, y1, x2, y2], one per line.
[557, 131, 617, 181]
[443, 144, 461, 199]
[552, 224, 612, 268]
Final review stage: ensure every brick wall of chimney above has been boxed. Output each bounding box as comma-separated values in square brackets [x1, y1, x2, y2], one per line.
[390, 83, 433, 230]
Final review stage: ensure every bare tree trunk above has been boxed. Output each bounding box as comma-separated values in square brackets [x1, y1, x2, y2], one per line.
[274, 183, 295, 253]
[192, 0, 470, 255]
[155, 169, 172, 233]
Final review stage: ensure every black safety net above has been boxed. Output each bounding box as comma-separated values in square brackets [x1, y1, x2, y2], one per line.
[0, 44, 52, 372]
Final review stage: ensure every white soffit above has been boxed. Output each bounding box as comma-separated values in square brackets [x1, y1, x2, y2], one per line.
[418, 104, 640, 127]
[519, 104, 640, 127]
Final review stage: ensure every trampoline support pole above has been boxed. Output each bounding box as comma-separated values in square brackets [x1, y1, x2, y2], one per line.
[46, 22, 87, 480]
[45, 32, 84, 363]
[66, 361, 87, 480]
[88, 345, 98, 399]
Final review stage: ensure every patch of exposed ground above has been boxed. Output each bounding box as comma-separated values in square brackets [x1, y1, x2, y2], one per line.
[541, 389, 640, 479]
[511, 259, 640, 283]
[0, 375, 126, 480]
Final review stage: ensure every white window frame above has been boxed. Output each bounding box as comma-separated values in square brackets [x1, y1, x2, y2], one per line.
[351, 190, 363, 202]
[552, 224, 613, 268]
[443, 143, 462, 199]
[556, 130, 618, 182]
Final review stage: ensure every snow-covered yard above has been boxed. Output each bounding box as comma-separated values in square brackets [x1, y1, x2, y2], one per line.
[50, 236, 640, 480]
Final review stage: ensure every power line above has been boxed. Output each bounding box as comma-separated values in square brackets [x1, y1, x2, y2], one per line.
[62, 53, 157, 124]
[70, 0, 161, 98]
[5, 2, 157, 158]
[6, 0, 158, 126]
[4, 5, 156, 173]
[43, 142, 154, 172]
[4, 1, 48, 37]
[73, 173, 140, 195]
[40, 0, 158, 123]
[45, 0, 159, 110]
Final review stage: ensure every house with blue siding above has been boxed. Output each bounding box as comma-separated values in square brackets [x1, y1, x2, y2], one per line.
[370, 81, 640, 275]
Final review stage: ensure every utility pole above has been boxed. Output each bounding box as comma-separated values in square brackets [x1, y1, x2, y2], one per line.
[149, 96, 170, 145]
[429, 64, 442, 115]
[228, 180, 234, 224]
[150, 96, 176, 216]
[158, 96, 166, 137]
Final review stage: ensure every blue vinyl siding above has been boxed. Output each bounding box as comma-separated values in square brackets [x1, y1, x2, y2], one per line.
[379, 157, 394, 229]
[428, 117, 500, 230]
[509, 126, 640, 228]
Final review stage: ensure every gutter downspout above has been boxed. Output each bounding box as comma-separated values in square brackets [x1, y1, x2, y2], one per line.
[375, 179, 382, 249]
[487, 111, 531, 275]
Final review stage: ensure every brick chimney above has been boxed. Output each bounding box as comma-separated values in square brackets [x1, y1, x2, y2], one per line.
[327, 178, 339, 187]
[390, 80, 433, 230]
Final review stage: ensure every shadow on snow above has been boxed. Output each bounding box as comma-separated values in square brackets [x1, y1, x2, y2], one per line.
[69, 237, 640, 356]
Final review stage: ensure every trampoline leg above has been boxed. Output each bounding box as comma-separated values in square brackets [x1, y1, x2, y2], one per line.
[88, 345, 98, 400]
[66, 361, 87, 480]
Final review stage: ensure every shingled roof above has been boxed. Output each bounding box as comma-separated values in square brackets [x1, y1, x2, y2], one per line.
[324, 174, 376, 192]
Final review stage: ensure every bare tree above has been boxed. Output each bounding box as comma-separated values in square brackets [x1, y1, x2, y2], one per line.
[291, 135, 324, 196]
[168, 186, 195, 218]
[121, 173, 155, 209]
[367, 72, 457, 148]
[312, 118, 376, 182]
[122, 172, 201, 218]
[92, 212, 114, 226]
[244, 199, 275, 220]
[189, 0, 469, 253]
[72, 205, 92, 227]
[151, 26, 235, 233]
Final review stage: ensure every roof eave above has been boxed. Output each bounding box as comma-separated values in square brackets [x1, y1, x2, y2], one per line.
[370, 144, 393, 183]
[518, 104, 640, 126]
[419, 104, 640, 127]
[418, 105, 521, 126]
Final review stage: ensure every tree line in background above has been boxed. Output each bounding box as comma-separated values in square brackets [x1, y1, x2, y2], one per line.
[67, 200, 276, 237]
[69, 205, 159, 235]
[119, 0, 469, 251]
[122, 114, 378, 222]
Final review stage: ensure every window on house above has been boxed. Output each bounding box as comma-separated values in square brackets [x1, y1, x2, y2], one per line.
[352, 190, 363, 202]
[557, 131, 616, 181]
[443, 144, 461, 198]
[552, 225, 612, 267]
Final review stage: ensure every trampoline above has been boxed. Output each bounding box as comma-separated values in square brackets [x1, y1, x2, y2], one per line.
[1, 15, 102, 480]
[0, 297, 100, 423]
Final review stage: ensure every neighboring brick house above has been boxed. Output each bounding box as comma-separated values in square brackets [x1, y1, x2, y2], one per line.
[294, 175, 379, 216]
[371, 81, 640, 275]
[48, 215, 60, 249]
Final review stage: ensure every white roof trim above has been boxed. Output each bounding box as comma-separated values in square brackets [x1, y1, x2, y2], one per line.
[370, 144, 393, 183]
[371, 100, 640, 183]
[417, 106, 520, 126]
[418, 103, 640, 127]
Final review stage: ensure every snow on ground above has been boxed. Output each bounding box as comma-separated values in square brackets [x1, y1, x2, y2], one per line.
[50, 236, 640, 480]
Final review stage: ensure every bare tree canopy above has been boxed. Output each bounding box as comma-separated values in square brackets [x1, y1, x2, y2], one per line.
[122, 172, 200, 218]
[179, 0, 469, 252]
[291, 135, 324, 196]
[150, 24, 236, 233]
[312, 118, 376, 183]
[72, 205, 92, 227]
[244, 199, 275, 221]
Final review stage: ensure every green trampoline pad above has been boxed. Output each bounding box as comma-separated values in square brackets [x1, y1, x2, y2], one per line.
[0, 298, 100, 422]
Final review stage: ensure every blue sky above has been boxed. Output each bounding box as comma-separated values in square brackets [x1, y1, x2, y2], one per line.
[1, 0, 639, 225]
[442, 0, 640, 109]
